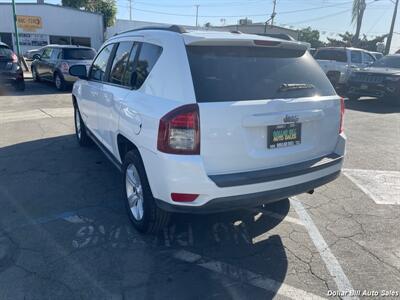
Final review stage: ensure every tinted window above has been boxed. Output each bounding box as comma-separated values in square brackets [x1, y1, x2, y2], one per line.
[108, 42, 133, 86]
[186, 46, 336, 102]
[363, 52, 375, 64]
[371, 55, 400, 68]
[351, 51, 362, 63]
[132, 43, 162, 89]
[0, 46, 13, 58]
[90, 44, 114, 81]
[63, 48, 96, 60]
[121, 43, 140, 87]
[314, 49, 347, 62]
[50, 48, 60, 60]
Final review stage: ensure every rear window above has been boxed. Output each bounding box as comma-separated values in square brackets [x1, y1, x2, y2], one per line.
[62, 48, 95, 60]
[0, 46, 13, 58]
[314, 49, 347, 62]
[186, 46, 335, 102]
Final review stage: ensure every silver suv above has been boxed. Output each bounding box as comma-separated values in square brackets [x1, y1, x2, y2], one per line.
[31, 45, 96, 90]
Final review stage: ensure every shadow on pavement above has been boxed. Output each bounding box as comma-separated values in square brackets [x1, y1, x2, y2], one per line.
[0, 135, 289, 299]
[345, 97, 400, 114]
[0, 78, 71, 97]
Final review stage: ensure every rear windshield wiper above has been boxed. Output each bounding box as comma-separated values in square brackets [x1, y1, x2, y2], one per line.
[278, 83, 315, 92]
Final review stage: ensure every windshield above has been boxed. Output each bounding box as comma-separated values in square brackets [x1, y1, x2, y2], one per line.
[63, 48, 95, 60]
[371, 56, 400, 69]
[186, 46, 335, 102]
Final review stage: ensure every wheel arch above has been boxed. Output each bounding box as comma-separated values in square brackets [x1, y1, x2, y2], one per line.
[117, 134, 142, 163]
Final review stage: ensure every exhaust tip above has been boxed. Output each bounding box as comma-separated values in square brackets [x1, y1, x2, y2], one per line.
[307, 189, 315, 195]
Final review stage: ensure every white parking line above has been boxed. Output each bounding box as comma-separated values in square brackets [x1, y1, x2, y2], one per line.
[290, 197, 357, 300]
[0, 108, 73, 123]
[343, 168, 400, 205]
[174, 249, 327, 300]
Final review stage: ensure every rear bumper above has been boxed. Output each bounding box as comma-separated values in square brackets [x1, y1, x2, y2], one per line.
[347, 81, 400, 98]
[156, 170, 340, 213]
[141, 134, 345, 213]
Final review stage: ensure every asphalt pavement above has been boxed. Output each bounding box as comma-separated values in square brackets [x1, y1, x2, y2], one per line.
[0, 79, 399, 300]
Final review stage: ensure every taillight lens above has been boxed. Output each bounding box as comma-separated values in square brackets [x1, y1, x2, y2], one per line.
[339, 97, 345, 133]
[11, 53, 18, 63]
[60, 62, 70, 73]
[157, 104, 200, 155]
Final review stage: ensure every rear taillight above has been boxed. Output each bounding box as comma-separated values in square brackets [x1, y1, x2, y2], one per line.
[157, 104, 200, 155]
[11, 53, 18, 63]
[60, 62, 70, 73]
[339, 97, 345, 133]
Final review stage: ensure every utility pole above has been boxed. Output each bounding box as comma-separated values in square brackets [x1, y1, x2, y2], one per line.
[271, 0, 277, 27]
[195, 5, 199, 27]
[128, 0, 133, 21]
[11, 0, 21, 58]
[385, 0, 399, 55]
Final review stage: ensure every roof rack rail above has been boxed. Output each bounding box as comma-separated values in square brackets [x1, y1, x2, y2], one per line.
[116, 25, 187, 36]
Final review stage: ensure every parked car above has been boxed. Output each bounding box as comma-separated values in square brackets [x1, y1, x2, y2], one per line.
[347, 54, 400, 103]
[370, 51, 384, 60]
[314, 47, 376, 94]
[0, 42, 25, 91]
[25, 46, 47, 60]
[31, 45, 96, 90]
[70, 26, 346, 233]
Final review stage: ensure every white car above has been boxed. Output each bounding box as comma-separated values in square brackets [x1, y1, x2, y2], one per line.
[314, 47, 376, 93]
[70, 25, 346, 233]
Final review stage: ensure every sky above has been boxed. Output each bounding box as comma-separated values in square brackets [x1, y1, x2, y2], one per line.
[3, 0, 400, 51]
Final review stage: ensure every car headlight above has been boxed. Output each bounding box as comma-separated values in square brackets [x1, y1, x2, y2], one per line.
[385, 76, 400, 82]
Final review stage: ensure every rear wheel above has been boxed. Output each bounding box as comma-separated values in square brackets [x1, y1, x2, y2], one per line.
[74, 105, 92, 146]
[123, 151, 170, 234]
[54, 73, 66, 91]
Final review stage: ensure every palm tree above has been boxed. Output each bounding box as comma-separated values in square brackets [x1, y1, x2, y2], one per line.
[352, 0, 367, 45]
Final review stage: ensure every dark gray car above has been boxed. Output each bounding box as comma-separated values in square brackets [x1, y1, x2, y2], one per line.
[31, 45, 96, 90]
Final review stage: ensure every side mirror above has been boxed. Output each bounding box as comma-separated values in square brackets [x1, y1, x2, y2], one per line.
[33, 54, 41, 60]
[69, 65, 88, 80]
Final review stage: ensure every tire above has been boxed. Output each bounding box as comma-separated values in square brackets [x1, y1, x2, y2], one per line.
[32, 67, 40, 82]
[14, 80, 25, 91]
[54, 72, 66, 91]
[74, 105, 92, 147]
[123, 151, 170, 234]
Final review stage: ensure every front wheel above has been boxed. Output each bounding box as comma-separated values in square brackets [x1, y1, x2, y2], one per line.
[123, 151, 170, 234]
[74, 105, 92, 146]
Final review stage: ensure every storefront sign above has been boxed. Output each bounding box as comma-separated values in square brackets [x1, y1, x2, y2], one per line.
[17, 15, 42, 32]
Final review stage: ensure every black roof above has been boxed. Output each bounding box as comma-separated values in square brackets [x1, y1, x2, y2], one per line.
[117, 25, 187, 36]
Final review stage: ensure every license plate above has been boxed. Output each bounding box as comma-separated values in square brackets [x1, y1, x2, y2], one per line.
[360, 84, 368, 90]
[267, 123, 301, 149]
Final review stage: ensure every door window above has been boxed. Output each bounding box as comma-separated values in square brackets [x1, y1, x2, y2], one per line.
[363, 52, 375, 64]
[41, 47, 52, 59]
[131, 43, 162, 90]
[121, 43, 140, 87]
[108, 41, 133, 86]
[351, 51, 362, 64]
[50, 48, 60, 60]
[89, 44, 114, 82]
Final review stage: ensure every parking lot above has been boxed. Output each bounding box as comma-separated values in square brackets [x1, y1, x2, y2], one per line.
[0, 79, 399, 299]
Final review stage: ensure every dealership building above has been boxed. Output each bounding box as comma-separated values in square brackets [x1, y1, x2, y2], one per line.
[0, 3, 104, 54]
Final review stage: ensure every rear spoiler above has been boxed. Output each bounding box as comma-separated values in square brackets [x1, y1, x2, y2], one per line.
[185, 38, 308, 51]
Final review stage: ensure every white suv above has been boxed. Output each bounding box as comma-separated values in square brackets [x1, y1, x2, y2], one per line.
[70, 25, 346, 233]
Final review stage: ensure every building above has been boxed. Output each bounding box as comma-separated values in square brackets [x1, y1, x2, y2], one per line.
[0, 3, 104, 55]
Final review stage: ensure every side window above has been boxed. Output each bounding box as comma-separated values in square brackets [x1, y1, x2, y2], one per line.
[90, 44, 114, 82]
[351, 51, 362, 64]
[132, 43, 162, 90]
[121, 43, 140, 87]
[50, 48, 60, 60]
[41, 48, 52, 59]
[363, 52, 375, 64]
[108, 41, 133, 86]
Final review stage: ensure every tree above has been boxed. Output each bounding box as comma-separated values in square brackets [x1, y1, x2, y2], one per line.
[62, 0, 117, 28]
[326, 31, 388, 52]
[298, 27, 325, 48]
[351, 0, 367, 45]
